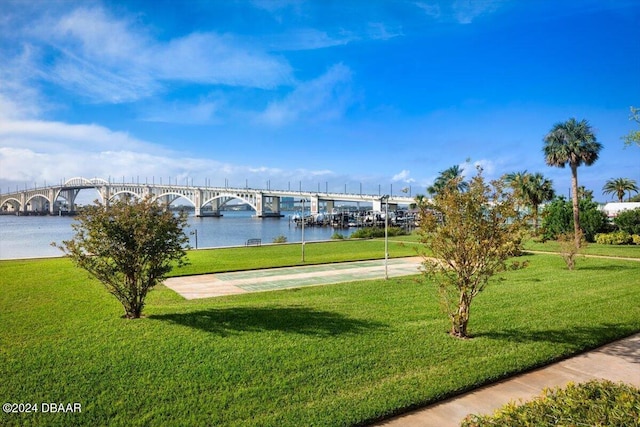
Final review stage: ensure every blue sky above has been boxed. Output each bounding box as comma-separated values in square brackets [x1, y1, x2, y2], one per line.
[1, 0, 638, 201]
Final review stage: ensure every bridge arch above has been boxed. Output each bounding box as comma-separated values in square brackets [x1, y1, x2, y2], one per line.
[25, 194, 51, 211]
[63, 176, 109, 186]
[203, 194, 258, 212]
[151, 191, 197, 209]
[108, 190, 144, 201]
[1, 197, 21, 213]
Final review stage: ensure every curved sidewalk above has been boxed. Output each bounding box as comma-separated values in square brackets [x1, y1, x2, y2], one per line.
[372, 333, 640, 427]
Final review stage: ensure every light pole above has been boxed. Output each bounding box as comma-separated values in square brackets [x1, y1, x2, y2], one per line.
[381, 195, 389, 280]
[191, 229, 198, 249]
[300, 199, 307, 262]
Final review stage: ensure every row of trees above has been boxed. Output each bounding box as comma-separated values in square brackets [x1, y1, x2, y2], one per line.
[417, 113, 638, 338]
[57, 113, 636, 341]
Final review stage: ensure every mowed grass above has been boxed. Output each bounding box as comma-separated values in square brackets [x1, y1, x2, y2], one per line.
[175, 238, 419, 276]
[1, 249, 639, 426]
[524, 239, 640, 258]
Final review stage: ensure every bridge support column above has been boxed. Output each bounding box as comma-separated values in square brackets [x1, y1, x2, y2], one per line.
[310, 196, 319, 215]
[325, 200, 334, 213]
[255, 193, 264, 217]
[194, 189, 202, 217]
[271, 196, 280, 215]
[48, 189, 56, 214]
[255, 194, 283, 217]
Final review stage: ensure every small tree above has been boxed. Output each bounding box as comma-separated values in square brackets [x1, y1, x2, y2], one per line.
[623, 106, 640, 148]
[418, 168, 526, 339]
[55, 196, 190, 319]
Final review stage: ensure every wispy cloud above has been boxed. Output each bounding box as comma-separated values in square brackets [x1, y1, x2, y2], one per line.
[257, 63, 353, 126]
[17, 6, 293, 104]
[415, 0, 503, 24]
[392, 170, 416, 183]
[0, 117, 342, 191]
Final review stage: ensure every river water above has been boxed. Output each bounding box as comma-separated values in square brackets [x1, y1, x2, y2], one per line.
[0, 211, 342, 260]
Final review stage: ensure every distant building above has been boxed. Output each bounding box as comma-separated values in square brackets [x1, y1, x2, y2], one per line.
[601, 202, 640, 219]
[280, 197, 295, 211]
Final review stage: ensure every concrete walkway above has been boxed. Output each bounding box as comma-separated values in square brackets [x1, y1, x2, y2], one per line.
[164, 257, 423, 299]
[373, 333, 640, 426]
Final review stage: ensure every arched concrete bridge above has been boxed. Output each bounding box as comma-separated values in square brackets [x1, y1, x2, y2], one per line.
[0, 177, 415, 217]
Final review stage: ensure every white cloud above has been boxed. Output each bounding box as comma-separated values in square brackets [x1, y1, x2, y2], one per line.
[17, 6, 293, 104]
[415, 2, 441, 19]
[156, 32, 292, 88]
[453, 0, 501, 24]
[415, 0, 502, 24]
[392, 169, 416, 183]
[142, 98, 224, 125]
[257, 63, 353, 126]
[0, 117, 343, 192]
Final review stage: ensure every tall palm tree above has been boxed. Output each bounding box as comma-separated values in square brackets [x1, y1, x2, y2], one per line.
[543, 118, 602, 248]
[504, 171, 554, 231]
[427, 165, 468, 195]
[602, 178, 639, 202]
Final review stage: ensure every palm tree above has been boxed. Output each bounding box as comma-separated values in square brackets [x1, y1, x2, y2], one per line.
[411, 194, 428, 210]
[427, 165, 468, 195]
[543, 118, 602, 248]
[525, 172, 555, 231]
[602, 178, 639, 202]
[504, 171, 554, 231]
[504, 171, 529, 199]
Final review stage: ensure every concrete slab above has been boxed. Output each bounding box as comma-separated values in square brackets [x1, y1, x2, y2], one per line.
[164, 257, 423, 299]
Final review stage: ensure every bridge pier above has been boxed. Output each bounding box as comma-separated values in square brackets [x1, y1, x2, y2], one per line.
[255, 194, 283, 217]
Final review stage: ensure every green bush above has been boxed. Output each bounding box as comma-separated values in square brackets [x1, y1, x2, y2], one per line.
[614, 207, 640, 235]
[350, 226, 407, 239]
[633, 234, 640, 245]
[272, 234, 287, 243]
[541, 196, 609, 242]
[462, 380, 640, 427]
[595, 231, 633, 245]
[331, 232, 345, 240]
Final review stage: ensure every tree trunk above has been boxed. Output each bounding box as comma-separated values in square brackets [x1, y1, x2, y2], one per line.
[451, 294, 471, 338]
[570, 164, 581, 249]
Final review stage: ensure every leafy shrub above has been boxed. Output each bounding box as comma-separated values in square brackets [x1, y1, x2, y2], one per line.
[614, 207, 640, 235]
[541, 196, 609, 242]
[350, 226, 407, 239]
[462, 380, 640, 427]
[272, 235, 287, 243]
[331, 232, 345, 240]
[595, 231, 633, 245]
[557, 231, 585, 270]
[633, 234, 640, 245]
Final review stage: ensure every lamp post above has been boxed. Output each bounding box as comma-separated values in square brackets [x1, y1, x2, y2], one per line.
[300, 199, 307, 262]
[381, 195, 389, 280]
[191, 229, 198, 249]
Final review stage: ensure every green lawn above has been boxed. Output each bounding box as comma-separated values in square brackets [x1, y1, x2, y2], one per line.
[1, 249, 639, 426]
[174, 238, 419, 276]
[523, 239, 640, 258]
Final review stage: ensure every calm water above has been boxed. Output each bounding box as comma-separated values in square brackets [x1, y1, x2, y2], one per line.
[0, 211, 341, 260]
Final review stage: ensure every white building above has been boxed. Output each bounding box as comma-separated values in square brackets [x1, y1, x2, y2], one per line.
[601, 202, 640, 219]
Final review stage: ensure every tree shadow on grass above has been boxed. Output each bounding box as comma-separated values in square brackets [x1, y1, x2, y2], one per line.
[575, 263, 638, 272]
[149, 306, 388, 337]
[475, 323, 638, 352]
